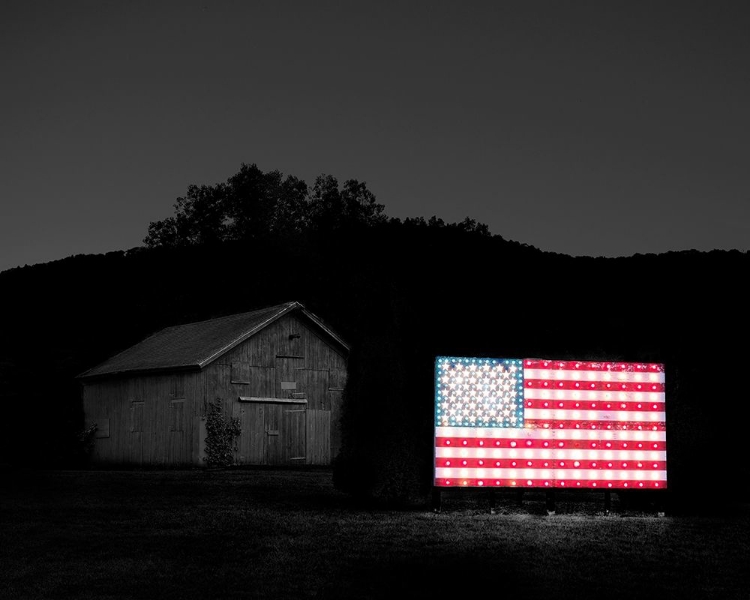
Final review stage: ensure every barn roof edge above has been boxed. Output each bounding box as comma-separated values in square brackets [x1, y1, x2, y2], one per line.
[76, 300, 349, 380]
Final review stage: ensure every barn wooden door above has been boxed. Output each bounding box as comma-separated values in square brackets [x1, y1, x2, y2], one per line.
[265, 403, 307, 464]
[130, 400, 145, 466]
[284, 406, 306, 464]
[235, 401, 306, 465]
[264, 403, 282, 464]
[275, 356, 307, 464]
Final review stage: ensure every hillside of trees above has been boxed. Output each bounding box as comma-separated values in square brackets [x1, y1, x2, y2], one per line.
[1, 163, 747, 513]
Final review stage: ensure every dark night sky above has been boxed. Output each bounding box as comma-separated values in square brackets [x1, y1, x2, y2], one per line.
[2, 0, 749, 273]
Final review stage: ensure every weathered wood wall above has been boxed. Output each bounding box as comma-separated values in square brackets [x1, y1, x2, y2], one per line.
[213, 313, 348, 466]
[83, 312, 348, 467]
[82, 371, 200, 466]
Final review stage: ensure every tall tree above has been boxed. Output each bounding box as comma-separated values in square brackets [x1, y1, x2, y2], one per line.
[224, 163, 310, 240]
[144, 163, 387, 248]
[308, 174, 388, 232]
[144, 183, 228, 247]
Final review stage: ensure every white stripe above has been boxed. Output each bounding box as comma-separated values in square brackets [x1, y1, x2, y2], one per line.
[525, 367, 665, 384]
[525, 408, 665, 423]
[436, 447, 556, 460]
[435, 447, 667, 462]
[435, 467, 668, 482]
[524, 389, 665, 403]
[555, 469, 667, 481]
[437, 426, 548, 440]
[436, 426, 667, 442]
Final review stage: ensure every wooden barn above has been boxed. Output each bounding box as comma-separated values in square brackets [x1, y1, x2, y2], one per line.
[78, 301, 349, 467]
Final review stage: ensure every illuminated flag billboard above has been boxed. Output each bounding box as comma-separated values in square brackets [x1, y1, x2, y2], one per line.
[434, 357, 666, 490]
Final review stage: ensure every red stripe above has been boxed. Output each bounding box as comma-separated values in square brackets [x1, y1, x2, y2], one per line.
[523, 359, 665, 373]
[523, 419, 666, 431]
[437, 458, 552, 469]
[525, 399, 666, 411]
[526, 379, 665, 392]
[435, 478, 666, 489]
[436, 436, 667, 451]
[435, 458, 667, 470]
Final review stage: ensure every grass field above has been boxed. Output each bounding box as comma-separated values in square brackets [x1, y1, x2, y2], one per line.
[2, 467, 749, 600]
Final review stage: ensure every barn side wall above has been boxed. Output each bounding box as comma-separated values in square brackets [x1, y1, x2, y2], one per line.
[82, 371, 201, 467]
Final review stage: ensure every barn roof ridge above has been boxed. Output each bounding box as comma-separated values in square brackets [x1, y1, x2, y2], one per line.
[77, 300, 347, 380]
[195, 300, 301, 367]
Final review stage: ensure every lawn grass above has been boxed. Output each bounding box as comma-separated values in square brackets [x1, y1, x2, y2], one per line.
[2, 467, 749, 599]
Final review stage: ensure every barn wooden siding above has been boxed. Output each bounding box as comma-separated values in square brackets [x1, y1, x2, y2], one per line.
[82, 371, 199, 466]
[82, 312, 347, 467]
[212, 312, 347, 466]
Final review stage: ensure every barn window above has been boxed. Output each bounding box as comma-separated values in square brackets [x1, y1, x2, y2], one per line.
[170, 400, 184, 432]
[130, 401, 144, 433]
[231, 361, 250, 384]
[329, 368, 346, 391]
[171, 374, 186, 398]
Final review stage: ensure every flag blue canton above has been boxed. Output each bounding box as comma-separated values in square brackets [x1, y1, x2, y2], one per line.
[435, 357, 525, 428]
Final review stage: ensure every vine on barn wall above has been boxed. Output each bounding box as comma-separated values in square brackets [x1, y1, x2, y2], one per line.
[204, 399, 242, 468]
[74, 423, 98, 465]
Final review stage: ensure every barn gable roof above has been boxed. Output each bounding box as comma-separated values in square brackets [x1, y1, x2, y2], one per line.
[77, 301, 349, 380]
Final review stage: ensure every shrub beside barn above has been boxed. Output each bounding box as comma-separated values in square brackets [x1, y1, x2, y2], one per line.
[78, 301, 349, 467]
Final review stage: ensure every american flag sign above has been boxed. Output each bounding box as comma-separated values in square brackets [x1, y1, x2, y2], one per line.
[434, 356, 667, 489]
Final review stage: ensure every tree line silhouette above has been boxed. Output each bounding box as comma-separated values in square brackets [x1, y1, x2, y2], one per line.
[1, 162, 747, 513]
